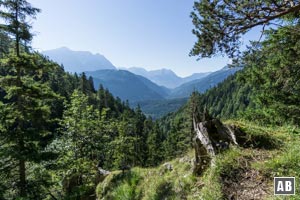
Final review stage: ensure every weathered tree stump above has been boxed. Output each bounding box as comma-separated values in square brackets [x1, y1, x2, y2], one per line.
[192, 111, 244, 175]
[95, 167, 111, 183]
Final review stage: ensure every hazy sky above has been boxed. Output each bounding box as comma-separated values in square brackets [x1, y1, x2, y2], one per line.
[28, 0, 262, 77]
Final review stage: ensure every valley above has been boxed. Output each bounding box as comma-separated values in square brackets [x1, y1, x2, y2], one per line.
[43, 47, 240, 118]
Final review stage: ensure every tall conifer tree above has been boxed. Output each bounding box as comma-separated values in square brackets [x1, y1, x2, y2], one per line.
[0, 1, 59, 198]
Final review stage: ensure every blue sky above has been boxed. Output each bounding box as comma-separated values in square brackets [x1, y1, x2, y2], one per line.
[28, 0, 262, 77]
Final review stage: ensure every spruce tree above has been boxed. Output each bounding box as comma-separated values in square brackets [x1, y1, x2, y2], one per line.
[146, 122, 163, 166]
[0, 0, 40, 56]
[0, 0, 59, 198]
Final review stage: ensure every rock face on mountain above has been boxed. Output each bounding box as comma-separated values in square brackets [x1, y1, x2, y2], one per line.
[43, 47, 116, 72]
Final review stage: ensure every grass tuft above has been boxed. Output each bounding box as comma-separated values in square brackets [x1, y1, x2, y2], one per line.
[96, 120, 300, 200]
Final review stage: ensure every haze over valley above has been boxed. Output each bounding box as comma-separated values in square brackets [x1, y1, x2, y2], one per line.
[43, 47, 239, 117]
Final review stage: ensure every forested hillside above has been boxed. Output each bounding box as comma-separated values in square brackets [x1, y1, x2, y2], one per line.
[168, 66, 241, 98]
[1, 0, 300, 200]
[98, 0, 300, 198]
[85, 69, 170, 102]
[0, 1, 180, 198]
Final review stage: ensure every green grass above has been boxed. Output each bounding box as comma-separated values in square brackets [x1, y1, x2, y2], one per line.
[96, 150, 198, 200]
[96, 120, 300, 200]
[261, 137, 300, 200]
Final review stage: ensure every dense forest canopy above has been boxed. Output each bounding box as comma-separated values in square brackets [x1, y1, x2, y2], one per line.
[0, 1, 193, 199]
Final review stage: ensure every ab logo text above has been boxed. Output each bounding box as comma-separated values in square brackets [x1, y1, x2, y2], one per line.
[274, 177, 295, 195]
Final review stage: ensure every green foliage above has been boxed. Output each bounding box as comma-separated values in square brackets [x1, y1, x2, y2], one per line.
[0, 30, 11, 57]
[241, 25, 300, 125]
[172, 24, 300, 127]
[94, 121, 300, 200]
[0, 0, 40, 55]
[263, 138, 300, 200]
[190, 0, 300, 60]
[0, 53, 61, 199]
[110, 122, 138, 169]
[60, 90, 101, 163]
[1, 0, 300, 199]
[96, 151, 197, 200]
[146, 122, 164, 166]
[131, 98, 188, 119]
[0, 24, 162, 199]
[262, 133, 300, 178]
[110, 171, 142, 200]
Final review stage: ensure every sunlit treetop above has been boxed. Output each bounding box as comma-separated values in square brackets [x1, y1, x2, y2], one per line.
[190, 0, 300, 61]
[0, 0, 40, 54]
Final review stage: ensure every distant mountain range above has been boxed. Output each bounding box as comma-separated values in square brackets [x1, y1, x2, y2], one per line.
[42, 47, 211, 89]
[125, 67, 211, 88]
[168, 66, 242, 99]
[42, 47, 241, 114]
[85, 66, 240, 103]
[85, 70, 170, 102]
[42, 47, 116, 72]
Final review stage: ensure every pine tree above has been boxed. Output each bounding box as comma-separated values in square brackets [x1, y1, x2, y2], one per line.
[110, 120, 137, 169]
[0, 0, 40, 56]
[0, 1, 60, 198]
[190, 0, 300, 60]
[0, 30, 11, 58]
[0, 53, 60, 198]
[146, 122, 163, 166]
[241, 25, 300, 125]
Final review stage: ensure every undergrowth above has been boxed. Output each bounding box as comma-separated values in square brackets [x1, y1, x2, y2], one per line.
[96, 120, 300, 200]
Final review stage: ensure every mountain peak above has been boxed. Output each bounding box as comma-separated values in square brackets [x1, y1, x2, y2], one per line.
[42, 47, 116, 72]
[57, 46, 70, 50]
[151, 68, 175, 75]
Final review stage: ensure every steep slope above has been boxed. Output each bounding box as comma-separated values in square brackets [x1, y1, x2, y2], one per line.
[85, 69, 170, 102]
[182, 72, 211, 83]
[96, 121, 299, 200]
[128, 67, 239, 119]
[136, 75, 171, 97]
[169, 66, 241, 98]
[146, 68, 183, 88]
[43, 47, 116, 72]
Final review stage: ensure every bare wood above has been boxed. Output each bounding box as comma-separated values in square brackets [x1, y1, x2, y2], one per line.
[192, 113, 242, 175]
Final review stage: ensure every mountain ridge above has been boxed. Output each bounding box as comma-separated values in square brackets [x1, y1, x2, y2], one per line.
[126, 67, 211, 88]
[43, 47, 213, 89]
[42, 47, 116, 72]
[85, 69, 170, 102]
[168, 66, 242, 98]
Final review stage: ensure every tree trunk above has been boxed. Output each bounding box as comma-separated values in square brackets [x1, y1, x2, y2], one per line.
[192, 115, 243, 175]
[19, 140, 26, 197]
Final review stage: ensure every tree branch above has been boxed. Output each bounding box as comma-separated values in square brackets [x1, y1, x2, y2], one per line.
[237, 4, 300, 33]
